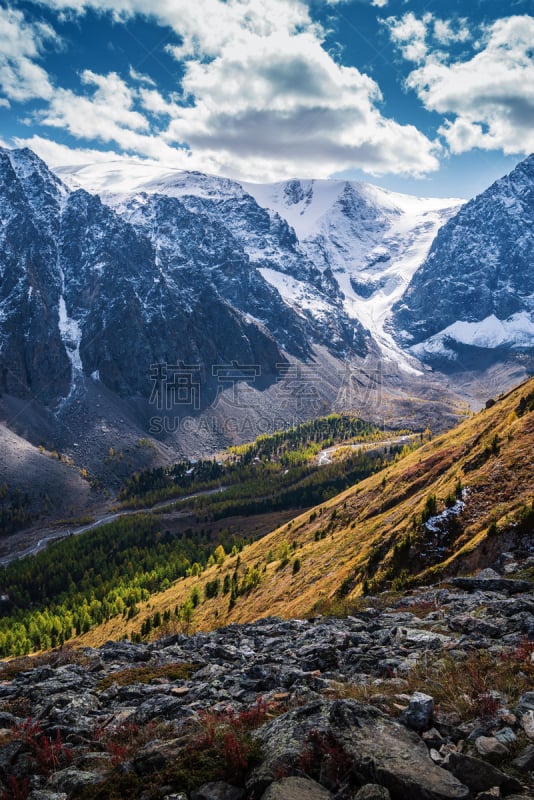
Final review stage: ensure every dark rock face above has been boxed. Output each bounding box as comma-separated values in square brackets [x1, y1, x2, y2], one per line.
[392, 154, 534, 345]
[0, 147, 370, 422]
[0, 149, 302, 407]
[0, 149, 70, 402]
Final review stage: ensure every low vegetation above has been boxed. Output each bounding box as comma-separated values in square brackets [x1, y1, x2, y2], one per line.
[331, 636, 534, 724]
[2, 378, 534, 656]
[0, 420, 411, 657]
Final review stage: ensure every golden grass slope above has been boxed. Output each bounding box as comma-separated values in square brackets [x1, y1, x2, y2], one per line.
[78, 376, 534, 647]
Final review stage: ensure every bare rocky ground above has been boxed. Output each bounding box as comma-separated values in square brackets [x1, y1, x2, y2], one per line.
[0, 421, 92, 519]
[0, 557, 533, 800]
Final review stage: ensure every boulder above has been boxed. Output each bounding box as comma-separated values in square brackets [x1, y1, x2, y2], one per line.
[449, 577, 531, 594]
[191, 782, 245, 800]
[517, 691, 534, 715]
[399, 691, 434, 731]
[353, 786, 391, 800]
[260, 777, 333, 799]
[511, 743, 534, 772]
[443, 752, 522, 794]
[474, 736, 509, 757]
[329, 700, 469, 800]
[48, 767, 105, 794]
[249, 699, 468, 800]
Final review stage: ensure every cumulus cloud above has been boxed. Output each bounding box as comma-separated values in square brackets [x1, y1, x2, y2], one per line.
[21, 0, 439, 180]
[14, 134, 143, 166]
[388, 14, 534, 156]
[39, 70, 149, 145]
[0, 7, 57, 103]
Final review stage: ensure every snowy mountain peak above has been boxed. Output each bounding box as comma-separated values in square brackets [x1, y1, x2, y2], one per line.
[52, 159, 464, 370]
[392, 152, 534, 362]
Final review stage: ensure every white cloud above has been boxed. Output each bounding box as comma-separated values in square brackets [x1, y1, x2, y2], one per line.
[386, 12, 431, 64]
[160, 28, 439, 180]
[371, 0, 389, 8]
[433, 18, 470, 46]
[129, 67, 156, 86]
[10, 0, 440, 180]
[0, 8, 56, 102]
[399, 15, 534, 155]
[385, 12, 472, 65]
[38, 70, 150, 147]
[14, 135, 139, 166]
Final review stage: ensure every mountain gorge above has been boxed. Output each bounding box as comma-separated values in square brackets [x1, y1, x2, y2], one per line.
[0, 367, 533, 800]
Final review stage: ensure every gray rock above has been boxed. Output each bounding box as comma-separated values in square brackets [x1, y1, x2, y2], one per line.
[133, 738, 188, 776]
[247, 699, 331, 795]
[330, 700, 469, 800]
[27, 793, 68, 800]
[191, 782, 245, 800]
[493, 727, 516, 745]
[474, 736, 509, 757]
[517, 691, 534, 715]
[443, 752, 522, 794]
[450, 577, 532, 594]
[511, 743, 534, 771]
[249, 698, 469, 800]
[48, 767, 105, 794]
[353, 786, 391, 800]
[399, 691, 434, 731]
[133, 694, 190, 723]
[477, 569, 501, 580]
[521, 710, 534, 738]
[260, 777, 333, 800]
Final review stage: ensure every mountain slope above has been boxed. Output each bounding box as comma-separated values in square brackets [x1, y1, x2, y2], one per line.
[74, 374, 534, 647]
[392, 154, 534, 361]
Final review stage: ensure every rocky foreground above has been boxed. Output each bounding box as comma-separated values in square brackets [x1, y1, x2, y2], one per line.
[0, 562, 534, 800]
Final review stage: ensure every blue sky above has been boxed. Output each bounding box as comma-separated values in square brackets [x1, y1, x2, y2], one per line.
[0, 0, 532, 197]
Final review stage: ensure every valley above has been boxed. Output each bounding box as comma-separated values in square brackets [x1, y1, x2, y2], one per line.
[0, 145, 533, 800]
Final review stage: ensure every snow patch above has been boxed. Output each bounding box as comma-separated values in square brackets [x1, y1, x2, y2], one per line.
[425, 495, 466, 534]
[259, 267, 332, 318]
[55, 161, 243, 205]
[413, 312, 534, 358]
[58, 296, 83, 372]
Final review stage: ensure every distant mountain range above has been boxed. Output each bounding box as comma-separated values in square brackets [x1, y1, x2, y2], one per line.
[0, 147, 533, 481]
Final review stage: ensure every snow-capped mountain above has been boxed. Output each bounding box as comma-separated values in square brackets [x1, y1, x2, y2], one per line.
[60, 161, 462, 370]
[392, 154, 534, 362]
[242, 178, 461, 367]
[2, 146, 534, 470]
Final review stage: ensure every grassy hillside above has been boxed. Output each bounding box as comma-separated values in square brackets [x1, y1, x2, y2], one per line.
[73, 376, 534, 648]
[0, 417, 416, 656]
